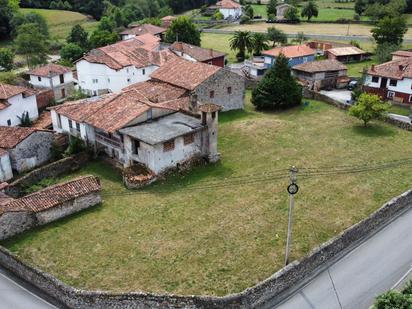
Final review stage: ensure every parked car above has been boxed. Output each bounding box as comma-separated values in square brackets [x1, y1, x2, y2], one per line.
[348, 80, 358, 90]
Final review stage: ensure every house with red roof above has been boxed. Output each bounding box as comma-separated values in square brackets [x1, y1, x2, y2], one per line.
[363, 57, 412, 103]
[28, 63, 75, 101]
[209, 0, 242, 19]
[169, 42, 226, 67]
[76, 35, 176, 95]
[0, 83, 39, 127]
[51, 84, 222, 174]
[120, 23, 166, 41]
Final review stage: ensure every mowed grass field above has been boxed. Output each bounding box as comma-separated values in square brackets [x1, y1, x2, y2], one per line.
[20, 8, 98, 39]
[3, 96, 412, 296]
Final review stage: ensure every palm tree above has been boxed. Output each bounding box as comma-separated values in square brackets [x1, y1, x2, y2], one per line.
[229, 31, 254, 62]
[252, 33, 269, 56]
[301, 1, 319, 21]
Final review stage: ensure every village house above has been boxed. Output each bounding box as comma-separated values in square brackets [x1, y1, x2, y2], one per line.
[391, 50, 412, 61]
[0, 176, 101, 240]
[51, 88, 221, 174]
[325, 46, 369, 63]
[0, 83, 39, 127]
[292, 60, 349, 90]
[363, 57, 412, 103]
[275, 3, 293, 21]
[149, 57, 245, 111]
[76, 35, 176, 95]
[28, 63, 75, 102]
[120, 23, 166, 41]
[0, 126, 54, 181]
[209, 0, 242, 19]
[169, 42, 226, 67]
[161, 15, 176, 28]
[305, 40, 353, 56]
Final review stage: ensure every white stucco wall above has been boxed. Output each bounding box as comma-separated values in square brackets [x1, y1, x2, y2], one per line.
[29, 72, 73, 89]
[76, 60, 157, 95]
[121, 34, 135, 41]
[364, 75, 412, 95]
[0, 94, 38, 127]
[220, 7, 242, 19]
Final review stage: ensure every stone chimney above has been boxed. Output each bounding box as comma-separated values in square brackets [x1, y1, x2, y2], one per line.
[189, 93, 198, 112]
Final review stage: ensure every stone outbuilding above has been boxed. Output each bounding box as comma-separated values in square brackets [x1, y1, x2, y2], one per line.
[0, 176, 101, 240]
[0, 126, 54, 178]
[292, 60, 349, 90]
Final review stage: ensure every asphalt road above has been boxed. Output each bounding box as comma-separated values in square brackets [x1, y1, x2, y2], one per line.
[0, 267, 57, 309]
[275, 206, 412, 309]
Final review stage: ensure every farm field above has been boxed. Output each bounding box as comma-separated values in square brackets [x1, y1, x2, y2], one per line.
[19, 8, 99, 39]
[4, 96, 412, 296]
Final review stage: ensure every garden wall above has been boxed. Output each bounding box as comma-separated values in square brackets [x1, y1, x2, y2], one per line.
[1, 186, 412, 308]
[5, 152, 90, 198]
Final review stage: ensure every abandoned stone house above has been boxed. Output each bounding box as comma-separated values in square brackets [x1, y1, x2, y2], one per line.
[292, 60, 349, 90]
[51, 87, 221, 174]
[0, 176, 101, 240]
[149, 57, 245, 111]
[0, 127, 54, 182]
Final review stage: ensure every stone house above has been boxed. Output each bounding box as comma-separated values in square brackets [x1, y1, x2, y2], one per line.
[149, 57, 245, 111]
[0, 127, 54, 178]
[51, 88, 221, 174]
[0, 176, 101, 240]
[276, 3, 293, 20]
[76, 35, 176, 95]
[169, 42, 226, 67]
[325, 46, 369, 63]
[292, 60, 349, 90]
[363, 57, 412, 104]
[120, 23, 166, 41]
[28, 63, 75, 102]
[0, 83, 39, 127]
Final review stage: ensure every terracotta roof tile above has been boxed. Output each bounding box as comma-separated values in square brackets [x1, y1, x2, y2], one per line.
[327, 46, 367, 56]
[391, 50, 412, 58]
[27, 64, 72, 77]
[123, 80, 188, 103]
[262, 45, 315, 58]
[216, 0, 241, 9]
[0, 83, 34, 100]
[292, 60, 347, 73]
[150, 57, 221, 90]
[367, 58, 412, 80]
[0, 127, 45, 149]
[1, 176, 101, 213]
[32, 111, 52, 129]
[170, 42, 226, 62]
[120, 24, 166, 36]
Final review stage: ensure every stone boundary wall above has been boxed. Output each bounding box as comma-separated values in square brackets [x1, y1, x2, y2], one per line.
[1, 187, 412, 308]
[5, 152, 90, 198]
[304, 89, 412, 131]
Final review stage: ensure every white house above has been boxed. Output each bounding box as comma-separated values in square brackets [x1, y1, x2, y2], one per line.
[51, 88, 221, 175]
[28, 63, 75, 101]
[76, 35, 176, 95]
[213, 0, 242, 19]
[364, 57, 412, 104]
[120, 24, 166, 41]
[0, 83, 39, 127]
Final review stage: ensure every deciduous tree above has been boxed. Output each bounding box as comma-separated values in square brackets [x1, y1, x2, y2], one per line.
[349, 93, 390, 127]
[60, 43, 84, 63]
[372, 16, 407, 46]
[67, 24, 89, 50]
[0, 48, 14, 71]
[267, 27, 287, 46]
[15, 23, 49, 68]
[267, 0, 278, 16]
[164, 16, 201, 46]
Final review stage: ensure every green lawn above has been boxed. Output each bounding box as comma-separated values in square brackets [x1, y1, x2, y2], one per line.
[389, 104, 411, 116]
[201, 33, 236, 62]
[346, 58, 376, 77]
[4, 96, 412, 297]
[20, 8, 99, 39]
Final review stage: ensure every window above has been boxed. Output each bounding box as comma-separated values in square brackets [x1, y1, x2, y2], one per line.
[387, 91, 395, 98]
[142, 68, 146, 75]
[69, 119, 73, 129]
[212, 111, 216, 119]
[76, 122, 80, 131]
[7, 119, 11, 126]
[127, 78, 131, 83]
[209, 90, 215, 98]
[227, 87, 232, 94]
[389, 79, 398, 87]
[133, 140, 140, 154]
[59, 74, 64, 84]
[37, 76, 41, 82]
[126, 68, 129, 73]
[409, 95, 412, 102]
[163, 140, 175, 152]
[57, 114, 62, 129]
[183, 133, 195, 145]
[108, 78, 110, 83]
[372, 76, 379, 83]
[92, 79, 98, 84]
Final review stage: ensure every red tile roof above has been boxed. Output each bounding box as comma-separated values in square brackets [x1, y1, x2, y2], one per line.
[161, 15, 176, 21]
[367, 58, 412, 80]
[0, 127, 48, 149]
[1, 176, 101, 214]
[216, 0, 241, 9]
[123, 80, 188, 103]
[0, 83, 35, 100]
[120, 24, 166, 36]
[27, 63, 72, 77]
[150, 57, 221, 90]
[391, 50, 412, 58]
[292, 60, 347, 73]
[327, 46, 367, 57]
[262, 45, 316, 58]
[32, 111, 52, 129]
[81, 37, 176, 70]
[170, 42, 226, 62]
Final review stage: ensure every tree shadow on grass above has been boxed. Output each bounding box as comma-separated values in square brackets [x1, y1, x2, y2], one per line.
[351, 123, 397, 137]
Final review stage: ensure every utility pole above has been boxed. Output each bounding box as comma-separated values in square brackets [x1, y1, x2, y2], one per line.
[285, 166, 299, 266]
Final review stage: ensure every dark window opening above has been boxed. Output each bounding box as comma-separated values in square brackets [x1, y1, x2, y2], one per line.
[59, 74, 64, 84]
[163, 140, 175, 152]
[212, 112, 216, 119]
[7, 119, 11, 126]
[227, 86, 232, 94]
[38, 76, 41, 82]
[389, 79, 398, 87]
[372, 76, 379, 83]
[133, 140, 140, 154]
[209, 90, 214, 98]
[183, 133, 195, 145]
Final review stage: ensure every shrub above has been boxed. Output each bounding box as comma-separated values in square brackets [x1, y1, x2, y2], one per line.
[0, 48, 14, 71]
[374, 290, 412, 309]
[64, 136, 85, 157]
[24, 178, 58, 194]
[349, 93, 390, 126]
[240, 15, 251, 24]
